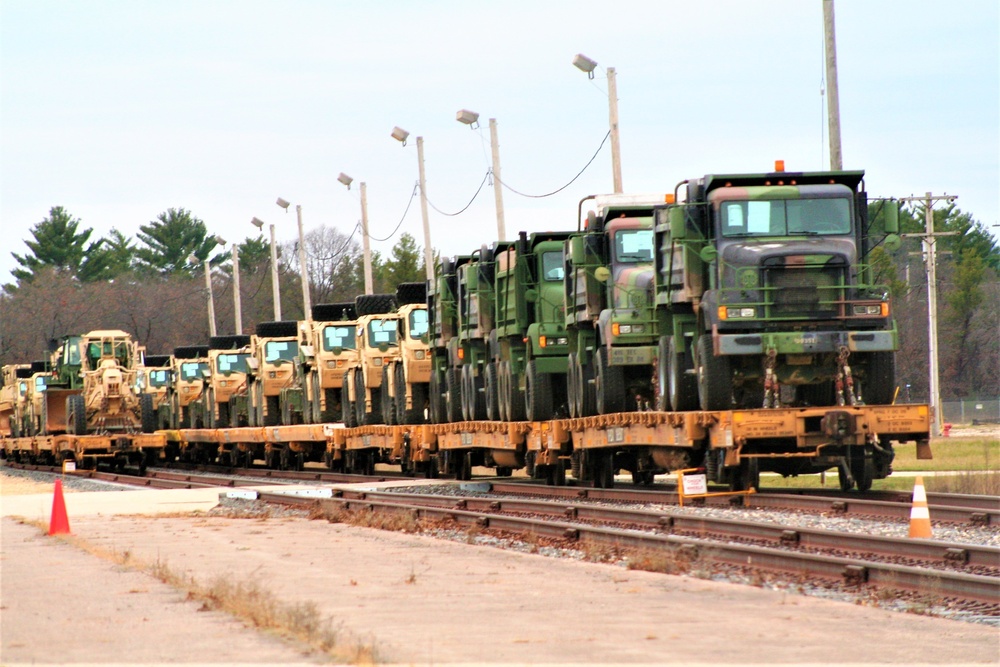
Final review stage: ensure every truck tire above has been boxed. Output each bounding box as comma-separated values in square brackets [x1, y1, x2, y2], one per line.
[395, 282, 427, 306]
[861, 352, 896, 406]
[595, 347, 626, 414]
[484, 362, 500, 421]
[696, 335, 732, 411]
[355, 294, 397, 317]
[397, 365, 426, 424]
[462, 365, 486, 421]
[255, 321, 298, 338]
[505, 361, 527, 422]
[428, 369, 446, 424]
[67, 394, 86, 435]
[667, 336, 699, 411]
[578, 355, 596, 417]
[264, 396, 280, 426]
[140, 393, 157, 433]
[341, 371, 357, 428]
[567, 353, 579, 418]
[525, 360, 553, 421]
[445, 368, 463, 423]
[381, 367, 397, 425]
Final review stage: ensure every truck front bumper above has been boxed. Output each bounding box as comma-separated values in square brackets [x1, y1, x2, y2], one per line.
[716, 329, 897, 356]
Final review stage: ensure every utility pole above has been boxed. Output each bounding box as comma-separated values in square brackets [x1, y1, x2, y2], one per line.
[488, 118, 507, 241]
[900, 192, 958, 436]
[202, 259, 217, 338]
[232, 243, 243, 335]
[416, 136, 434, 282]
[823, 0, 843, 170]
[360, 182, 374, 294]
[607, 67, 623, 193]
[269, 223, 282, 321]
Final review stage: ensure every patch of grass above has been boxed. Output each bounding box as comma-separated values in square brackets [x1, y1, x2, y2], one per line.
[924, 471, 1000, 495]
[893, 438, 998, 472]
[28, 521, 377, 664]
[311, 500, 423, 534]
[626, 546, 696, 576]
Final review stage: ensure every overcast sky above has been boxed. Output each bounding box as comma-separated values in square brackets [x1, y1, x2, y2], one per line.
[2, 0, 997, 287]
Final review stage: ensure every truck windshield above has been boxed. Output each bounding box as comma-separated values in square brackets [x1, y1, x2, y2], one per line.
[216, 353, 249, 375]
[615, 229, 654, 262]
[541, 251, 564, 281]
[323, 326, 356, 351]
[264, 341, 298, 363]
[34, 376, 48, 391]
[408, 309, 429, 339]
[720, 198, 851, 237]
[149, 370, 171, 387]
[180, 362, 209, 381]
[368, 319, 398, 346]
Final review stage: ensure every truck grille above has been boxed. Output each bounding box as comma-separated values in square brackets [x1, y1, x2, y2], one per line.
[764, 264, 844, 318]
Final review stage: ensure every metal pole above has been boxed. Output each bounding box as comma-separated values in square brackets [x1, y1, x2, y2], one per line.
[416, 136, 434, 282]
[823, 0, 843, 170]
[295, 205, 311, 320]
[232, 243, 243, 335]
[203, 260, 217, 337]
[924, 195, 942, 437]
[269, 223, 281, 321]
[488, 118, 507, 241]
[607, 67, 623, 193]
[360, 182, 374, 294]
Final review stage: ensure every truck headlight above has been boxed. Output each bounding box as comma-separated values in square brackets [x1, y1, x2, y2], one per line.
[722, 307, 756, 319]
[853, 305, 884, 316]
[414, 350, 426, 360]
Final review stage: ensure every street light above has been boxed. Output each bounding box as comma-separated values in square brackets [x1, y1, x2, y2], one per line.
[277, 198, 311, 320]
[189, 252, 217, 337]
[339, 172, 374, 295]
[220, 235, 243, 335]
[251, 216, 282, 321]
[392, 126, 434, 281]
[573, 52, 622, 193]
[456, 108, 506, 241]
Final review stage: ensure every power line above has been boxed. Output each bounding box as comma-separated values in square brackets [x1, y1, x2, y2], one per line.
[368, 184, 419, 242]
[426, 170, 491, 217]
[498, 130, 610, 198]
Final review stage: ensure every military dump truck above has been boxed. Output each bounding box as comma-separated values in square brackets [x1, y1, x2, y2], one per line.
[0, 364, 31, 440]
[167, 345, 210, 429]
[427, 254, 472, 424]
[138, 354, 174, 430]
[565, 194, 662, 417]
[288, 302, 358, 425]
[379, 283, 431, 425]
[201, 335, 251, 429]
[654, 165, 900, 415]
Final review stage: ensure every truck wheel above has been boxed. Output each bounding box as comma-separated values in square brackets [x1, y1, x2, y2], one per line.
[525, 360, 553, 421]
[505, 362, 527, 422]
[861, 352, 896, 406]
[397, 365, 426, 424]
[595, 347, 626, 414]
[567, 353, 579, 418]
[730, 457, 760, 492]
[341, 371, 356, 428]
[67, 394, 86, 435]
[463, 365, 486, 421]
[445, 368, 463, 423]
[578, 356, 596, 417]
[381, 367, 397, 425]
[667, 336, 699, 412]
[484, 362, 500, 421]
[696, 335, 732, 411]
[265, 396, 280, 426]
[140, 394, 157, 433]
[428, 370, 446, 424]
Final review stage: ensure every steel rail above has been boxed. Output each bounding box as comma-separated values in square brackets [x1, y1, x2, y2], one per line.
[259, 491, 1000, 605]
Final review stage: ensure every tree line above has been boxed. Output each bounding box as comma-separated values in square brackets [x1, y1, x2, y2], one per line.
[1, 201, 998, 402]
[0, 206, 426, 363]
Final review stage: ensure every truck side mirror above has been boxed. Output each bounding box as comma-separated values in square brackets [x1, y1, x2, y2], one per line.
[669, 207, 687, 239]
[594, 266, 611, 283]
[883, 234, 902, 252]
[524, 289, 538, 303]
[569, 237, 585, 265]
[883, 200, 899, 234]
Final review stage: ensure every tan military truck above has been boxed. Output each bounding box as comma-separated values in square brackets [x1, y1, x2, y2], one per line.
[0, 364, 31, 439]
[294, 302, 358, 424]
[138, 354, 174, 430]
[342, 293, 399, 427]
[202, 335, 252, 429]
[380, 283, 431, 425]
[244, 321, 299, 427]
[21, 361, 54, 436]
[168, 345, 210, 429]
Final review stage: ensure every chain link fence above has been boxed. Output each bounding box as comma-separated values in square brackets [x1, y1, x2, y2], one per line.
[940, 399, 1000, 425]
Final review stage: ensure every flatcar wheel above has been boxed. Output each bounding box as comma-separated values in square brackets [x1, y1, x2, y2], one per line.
[837, 459, 854, 491]
[849, 445, 874, 492]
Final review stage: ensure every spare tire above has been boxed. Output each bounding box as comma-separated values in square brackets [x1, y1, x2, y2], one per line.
[174, 345, 210, 359]
[396, 282, 427, 306]
[312, 302, 357, 322]
[255, 321, 299, 338]
[209, 334, 252, 350]
[355, 294, 397, 316]
[143, 355, 172, 368]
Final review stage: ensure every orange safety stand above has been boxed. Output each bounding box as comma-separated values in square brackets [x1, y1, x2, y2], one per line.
[674, 467, 756, 507]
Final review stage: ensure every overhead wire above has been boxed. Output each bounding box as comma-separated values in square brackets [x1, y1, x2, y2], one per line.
[497, 130, 610, 198]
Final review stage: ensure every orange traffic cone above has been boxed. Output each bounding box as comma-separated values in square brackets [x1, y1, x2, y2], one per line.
[907, 475, 932, 539]
[48, 478, 71, 536]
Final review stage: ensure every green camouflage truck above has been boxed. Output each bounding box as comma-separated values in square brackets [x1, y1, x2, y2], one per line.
[427, 254, 472, 423]
[654, 167, 900, 416]
[564, 194, 662, 418]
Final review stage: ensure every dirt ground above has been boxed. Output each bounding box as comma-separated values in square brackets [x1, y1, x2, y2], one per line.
[3, 505, 998, 665]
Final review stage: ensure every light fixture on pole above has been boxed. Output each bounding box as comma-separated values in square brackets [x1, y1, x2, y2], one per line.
[339, 172, 374, 295]
[392, 125, 434, 281]
[277, 197, 312, 320]
[190, 252, 217, 337]
[572, 52, 622, 193]
[252, 216, 281, 321]
[457, 108, 506, 241]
